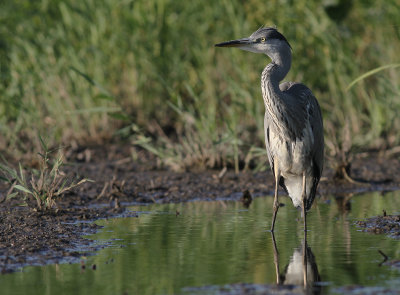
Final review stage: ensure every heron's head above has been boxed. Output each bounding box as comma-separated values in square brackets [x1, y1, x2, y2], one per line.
[215, 27, 291, 58]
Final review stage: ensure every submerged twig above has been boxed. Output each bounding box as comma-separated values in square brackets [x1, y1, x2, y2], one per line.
[378, 250, 388, 266]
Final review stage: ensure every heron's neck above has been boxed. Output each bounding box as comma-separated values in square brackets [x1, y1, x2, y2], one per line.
[261, 48, 291, 107]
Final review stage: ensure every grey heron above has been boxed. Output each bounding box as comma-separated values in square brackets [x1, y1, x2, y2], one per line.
[215, 27, 324, 231]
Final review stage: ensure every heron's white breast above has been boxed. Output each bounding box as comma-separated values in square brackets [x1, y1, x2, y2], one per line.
[268, 123, 315, 207]
[269, 123, 314, 176]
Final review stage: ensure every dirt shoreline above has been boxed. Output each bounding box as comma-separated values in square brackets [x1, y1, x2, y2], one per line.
[1, 145, 400, 273]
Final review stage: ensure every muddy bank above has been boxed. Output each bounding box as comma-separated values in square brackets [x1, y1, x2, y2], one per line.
[356, 214, 400, 239]
[183, 283, 310, 295]
[0, 206, 137, 274]
[0, 145, 400, 273]
[183, 283, 400, 295]
[63, 146, 400, 205]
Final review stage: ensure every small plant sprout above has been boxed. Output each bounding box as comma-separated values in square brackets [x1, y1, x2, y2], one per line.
[0, 137, 92, 210]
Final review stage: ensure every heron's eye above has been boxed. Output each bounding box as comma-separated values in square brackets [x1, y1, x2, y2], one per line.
[261, 37, 266, 42]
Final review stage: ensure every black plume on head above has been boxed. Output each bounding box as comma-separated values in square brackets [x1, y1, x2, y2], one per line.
[250, 27, 292, 48]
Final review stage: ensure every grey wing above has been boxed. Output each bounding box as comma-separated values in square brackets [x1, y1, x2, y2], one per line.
[279, 82, 310, 140]
[309, 92, 324, 180]
[307, 90, 324, 209]
[281, 82, 324, 208]
[281, 82, 324, 178]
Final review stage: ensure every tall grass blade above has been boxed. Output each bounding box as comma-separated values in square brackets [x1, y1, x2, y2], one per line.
[14, 184, 33, 195]
[70, 66, 114, 98]
[346, 64, 400, 91]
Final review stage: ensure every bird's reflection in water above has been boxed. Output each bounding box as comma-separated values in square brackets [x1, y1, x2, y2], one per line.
[271, 232, 321, 294]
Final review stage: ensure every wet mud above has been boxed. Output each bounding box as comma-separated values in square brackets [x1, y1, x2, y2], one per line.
[356, 214, 400, 238]
[0, 206, 137, 274]
[0, 144, 399, 273]
[183, 283, 308, 295]
[184, 283, 400, 295]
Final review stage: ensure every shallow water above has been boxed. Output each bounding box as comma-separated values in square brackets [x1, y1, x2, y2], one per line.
[1, 191, 400, 294]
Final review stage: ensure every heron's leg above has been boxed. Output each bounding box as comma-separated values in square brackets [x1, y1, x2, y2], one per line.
[302, 227, 308, 288]
[271, 160, 280, 232]
[271, 232, 281, 284]
[301, 172, 307, 232]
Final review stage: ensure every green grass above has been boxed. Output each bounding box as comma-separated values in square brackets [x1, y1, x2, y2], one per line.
[1, 0, 400, 171]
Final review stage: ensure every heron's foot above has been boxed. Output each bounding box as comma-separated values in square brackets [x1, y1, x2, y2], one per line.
[270, 219, 276, 232]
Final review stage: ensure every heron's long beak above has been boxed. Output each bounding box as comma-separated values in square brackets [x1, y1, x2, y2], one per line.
[215, 38, 252, 47]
